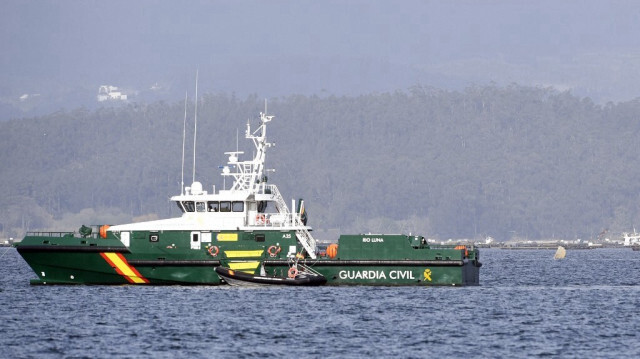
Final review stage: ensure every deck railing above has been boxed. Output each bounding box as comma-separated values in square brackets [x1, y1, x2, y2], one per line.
[25, 231, 77, 238]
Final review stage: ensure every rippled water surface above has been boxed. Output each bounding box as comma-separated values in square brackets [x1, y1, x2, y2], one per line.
[2, 247, 640, 358]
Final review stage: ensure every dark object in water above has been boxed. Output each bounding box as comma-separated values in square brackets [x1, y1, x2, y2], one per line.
[215, 266, 327, 286]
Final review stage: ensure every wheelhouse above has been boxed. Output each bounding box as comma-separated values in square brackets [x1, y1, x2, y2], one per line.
[171, 182, 298, 229]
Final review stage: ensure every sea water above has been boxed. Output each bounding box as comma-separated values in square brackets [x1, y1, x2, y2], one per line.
[2, 247, 640, 358]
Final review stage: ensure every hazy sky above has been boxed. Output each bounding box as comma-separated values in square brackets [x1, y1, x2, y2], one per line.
[2, 0, 640, 114]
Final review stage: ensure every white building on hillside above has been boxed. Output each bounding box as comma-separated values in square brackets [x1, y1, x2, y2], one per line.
[97, 85, 128, 101]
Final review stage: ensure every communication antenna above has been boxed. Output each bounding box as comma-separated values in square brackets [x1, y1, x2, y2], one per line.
[180, 91, 188, 195]
[192, 69, 199, 183]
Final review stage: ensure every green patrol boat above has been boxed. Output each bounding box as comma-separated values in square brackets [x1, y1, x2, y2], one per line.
[16, 110, 481, 286]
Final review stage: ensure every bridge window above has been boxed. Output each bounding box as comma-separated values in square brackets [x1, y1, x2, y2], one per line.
[232, 201, 244, 212]
[257, 200, 267, 213]
[176, 202, 185, 213]
[220, 201, 231, 212]
[196, 202, 206, 212]
[182, 201, 195, 212]
[208, 201, 219, 212]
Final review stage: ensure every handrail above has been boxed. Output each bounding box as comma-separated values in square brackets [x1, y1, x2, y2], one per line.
[25, 231, 102, 239]
[25, 231, 76, 238]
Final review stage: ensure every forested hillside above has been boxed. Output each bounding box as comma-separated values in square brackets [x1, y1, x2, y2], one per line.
[2, 85, 640, 241]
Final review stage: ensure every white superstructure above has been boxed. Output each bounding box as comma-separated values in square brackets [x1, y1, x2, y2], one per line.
[109, 111, 317, 258]
[623, 230, 640, 246]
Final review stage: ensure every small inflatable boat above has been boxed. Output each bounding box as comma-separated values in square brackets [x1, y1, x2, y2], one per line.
[215, 265, 327, 286]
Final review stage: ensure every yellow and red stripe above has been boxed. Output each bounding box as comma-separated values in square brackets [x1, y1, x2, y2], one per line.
[100, 252, 149, 284]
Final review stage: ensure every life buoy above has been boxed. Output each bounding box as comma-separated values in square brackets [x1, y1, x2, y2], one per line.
[288, 267, 298, 278]
[267, 245, 281, 257]
[99, 225, 110, 239]
[208, 246, 219, 257]
[326, 243, 338, 259]
[256, 214, 266, 225]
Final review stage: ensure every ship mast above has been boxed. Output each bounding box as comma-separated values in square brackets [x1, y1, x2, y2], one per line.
[222, 111, 273, 194]
[180, 91, 188, 195]
[192, 69, 199, 184]
[219, 110, 317, 257]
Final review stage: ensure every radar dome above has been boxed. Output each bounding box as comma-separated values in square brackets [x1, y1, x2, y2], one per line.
[190, 181, 203, 195]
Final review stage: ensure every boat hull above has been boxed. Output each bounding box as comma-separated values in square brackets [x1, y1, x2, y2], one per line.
[18, 248, 225, 285]
[16, 232, 481, 286]
[16, 234, 224, 285]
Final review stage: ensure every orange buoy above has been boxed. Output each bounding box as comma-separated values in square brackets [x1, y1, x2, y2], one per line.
[99, 225, 110, 239]
[208, 246, 219, 257]
[267, 245, 281, 257]
[326, 243, 338, 259]
[288, 267, 298, 278]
